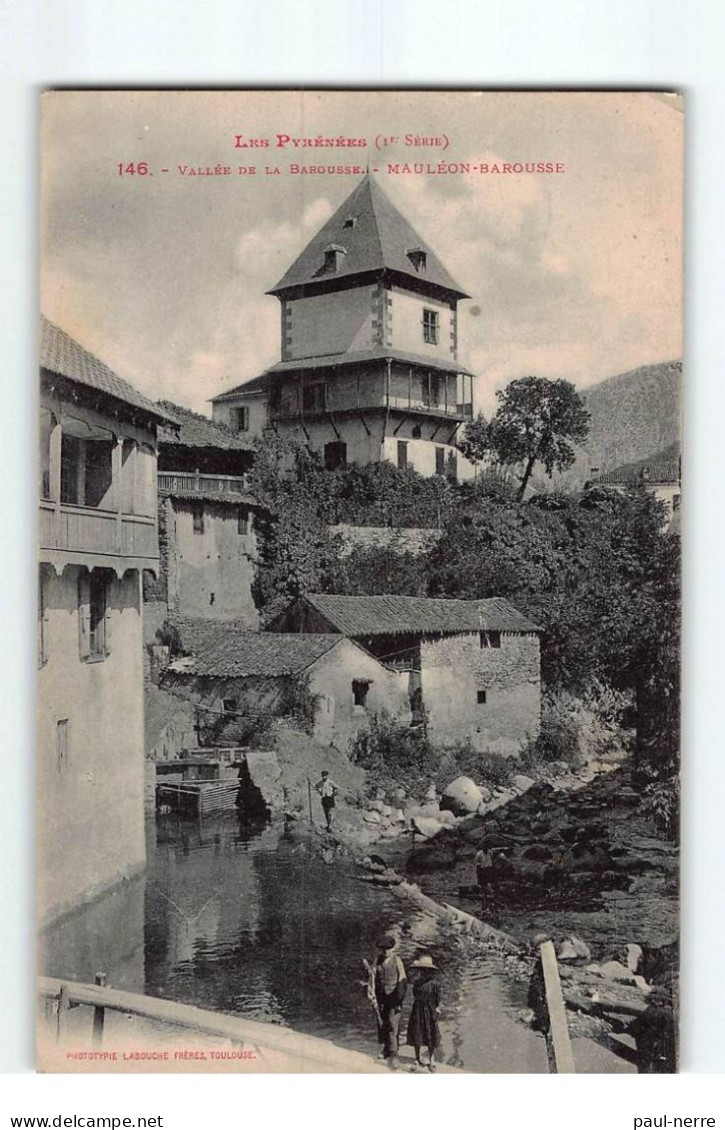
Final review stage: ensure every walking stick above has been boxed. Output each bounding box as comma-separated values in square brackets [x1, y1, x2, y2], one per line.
[363, 958, 381, 1030]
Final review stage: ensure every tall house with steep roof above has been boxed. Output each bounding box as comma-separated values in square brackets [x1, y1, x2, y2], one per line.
[212, 174, 477, 480]
[38, 316, 173, 925]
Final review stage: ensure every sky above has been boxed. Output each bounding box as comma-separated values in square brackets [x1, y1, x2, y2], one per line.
[40, 90, 683, 416]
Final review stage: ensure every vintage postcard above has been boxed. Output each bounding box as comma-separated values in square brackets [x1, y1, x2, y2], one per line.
[38, 90, 682, 1073]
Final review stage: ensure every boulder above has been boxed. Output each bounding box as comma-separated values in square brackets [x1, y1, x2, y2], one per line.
[392, 786, 407, 802]
[597, 960, 637, 984]
[424, 783, 438, 802]
[512, 774, 535, 794]
[363, 809, 382, 825]
[412, 816, 446, 839]
[478, 786, 492, 804]
[391, 808, 406, 824]
[440, 776, 483, 816]
[380, 804, 393, 818]
[625, 943, 644, 973]
[557, 936, 592, 963]
[370, 798, 386, 813]
[438, 809, 457, 827]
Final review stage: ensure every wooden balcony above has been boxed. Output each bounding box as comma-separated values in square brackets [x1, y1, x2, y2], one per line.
[39, 499, 158, 573]
[270, 390, 474, 422]
[157, 471, 249, 495]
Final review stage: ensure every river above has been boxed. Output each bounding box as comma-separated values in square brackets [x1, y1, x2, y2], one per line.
[41, 812, 628, 1072]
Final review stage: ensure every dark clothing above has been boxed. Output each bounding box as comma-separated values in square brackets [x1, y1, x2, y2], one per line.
[407, 977, 441, 1050]
[377, 1003, 403, 1058]
[321, 796, 335, 812]
[631, 1003, 677, 1073]
[374, 953, 407, 1058]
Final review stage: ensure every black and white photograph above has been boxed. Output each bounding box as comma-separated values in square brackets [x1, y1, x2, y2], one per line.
[37, 89, 681, 1074]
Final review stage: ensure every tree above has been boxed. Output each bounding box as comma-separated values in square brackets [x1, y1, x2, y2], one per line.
[458, 413, 491, 465]
[487, 376, 590, 500]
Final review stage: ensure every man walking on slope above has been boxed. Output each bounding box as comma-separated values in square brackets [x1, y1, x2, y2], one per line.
[315, 770, 338, 832]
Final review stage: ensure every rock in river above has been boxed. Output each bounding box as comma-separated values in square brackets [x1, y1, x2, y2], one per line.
[440, 776, 482, 816]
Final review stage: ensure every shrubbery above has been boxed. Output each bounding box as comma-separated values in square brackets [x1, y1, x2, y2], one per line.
[640, 776, 680, 839]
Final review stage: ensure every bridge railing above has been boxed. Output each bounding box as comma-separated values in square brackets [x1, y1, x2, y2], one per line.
[38, 975, 384, 1073]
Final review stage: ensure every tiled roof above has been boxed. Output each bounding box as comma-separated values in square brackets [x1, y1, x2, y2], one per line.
[157, 400, 255, 451]
[171, 618, 340, 677]
[295, 593, 540, 636]
[592, 443, 681, 486]
[267, 348, 473, 377]
[208, 372, 270, 404]
[40, 315, 173, 424]
[161, 489, 259, 507]
[269, 174, 469, 298]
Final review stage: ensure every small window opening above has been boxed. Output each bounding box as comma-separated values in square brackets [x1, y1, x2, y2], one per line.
[352, 679, 371, 710]
[193, 505, 204, 535]
[435, 447, 445, 475]
[323, 244, 347, 274]
[324, 441, 347, 471]
[477, 690, 487, 705]
[412, 424, 422, 439]
[407, 248, 427, 273]
[397, 440, 408, 470]
[342, 216, 357, 229]
[231, 405, 249, 432]
[479, 630, 501, 649]
[238, 506, 251, 535]
[209, 592, 215, 605]
[222, 698, 238, 714]
[56, 719, 69, 773]
[422, 308, 439, 345]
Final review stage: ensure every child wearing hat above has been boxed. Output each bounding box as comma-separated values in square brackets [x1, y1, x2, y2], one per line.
[407, 955, 442, 1071]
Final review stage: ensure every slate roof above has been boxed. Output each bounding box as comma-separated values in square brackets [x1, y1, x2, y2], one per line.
[40, 315, 173, 425]
[161, 489, 259, 507]
[269, 174, 469, 298]
[157, 400, 255, 452]
[292, 593, 540, 636]
[171, 618, 341, 677]
[211, 347, 472, 403]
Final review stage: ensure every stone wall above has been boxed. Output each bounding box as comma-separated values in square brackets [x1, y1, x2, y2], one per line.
[420, 631, 541, 755]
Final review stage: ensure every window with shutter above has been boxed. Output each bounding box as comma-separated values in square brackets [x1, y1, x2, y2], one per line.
[79, 570, 110, 660]
[78, 572, 91, 659]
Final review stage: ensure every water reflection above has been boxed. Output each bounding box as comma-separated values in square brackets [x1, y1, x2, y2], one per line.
[41, 811, 546, 1069]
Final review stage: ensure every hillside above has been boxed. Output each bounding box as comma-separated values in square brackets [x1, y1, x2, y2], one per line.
[543, 361, 682, 491]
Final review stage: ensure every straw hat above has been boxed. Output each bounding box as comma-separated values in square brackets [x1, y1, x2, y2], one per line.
[412, 955, 437, 969]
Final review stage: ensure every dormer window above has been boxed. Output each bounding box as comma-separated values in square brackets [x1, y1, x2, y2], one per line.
[342, 216, 358, 230]
[324, 244, 347, 274]
[407, 247, 427, 273]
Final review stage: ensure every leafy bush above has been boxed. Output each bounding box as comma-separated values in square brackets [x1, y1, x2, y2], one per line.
[518, 698, 585, 774]
[155, 620, 185, 657]
[349, 711, 439, 796]
[275, 673, 320, 734]
[640, 776, 680, 838]
[434, 740, 514, 789]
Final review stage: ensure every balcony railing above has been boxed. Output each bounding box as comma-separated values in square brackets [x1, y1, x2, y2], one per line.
[39, 500, 157, 561]
[158, 471, 249, 495]
[270, 392, 473, 422]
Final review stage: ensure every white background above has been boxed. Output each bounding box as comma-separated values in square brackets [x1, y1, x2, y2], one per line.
[1, 0, 723, 1123]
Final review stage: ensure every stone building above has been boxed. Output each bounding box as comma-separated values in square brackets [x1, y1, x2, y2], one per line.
[144, 401, 262, 642]
[162, 617, 409, 751]
[586, 442, 681, 530]
[211, 173, 478, 481]
[270, 593, 541, 754]
[38, 315, 173, 924]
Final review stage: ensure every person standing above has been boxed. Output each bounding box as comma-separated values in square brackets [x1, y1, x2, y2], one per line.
[407, 955, 442, 1071]
[372, 935, 408, 1068]
[315, 770, 338, 832]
